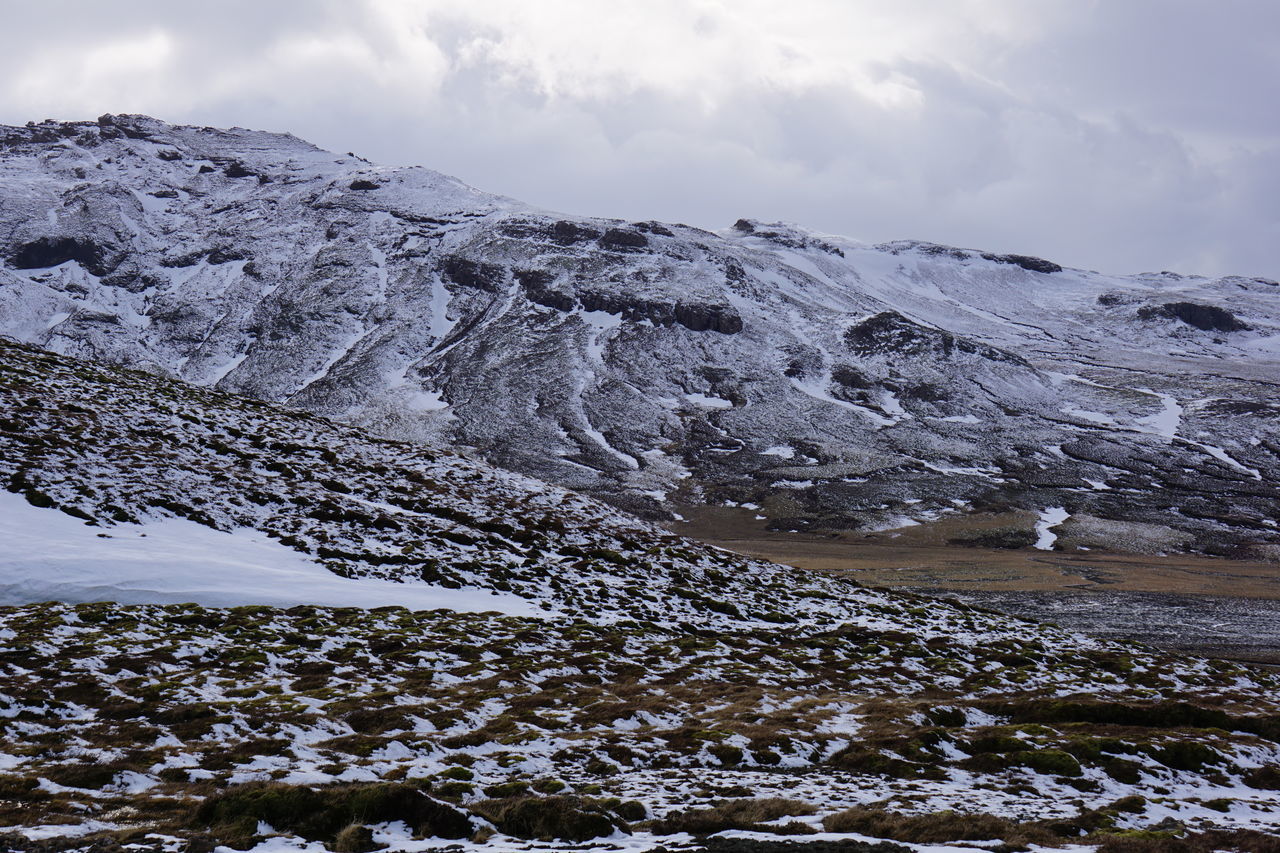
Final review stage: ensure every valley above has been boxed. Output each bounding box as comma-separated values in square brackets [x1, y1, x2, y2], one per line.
[677, 507, 1280, 664]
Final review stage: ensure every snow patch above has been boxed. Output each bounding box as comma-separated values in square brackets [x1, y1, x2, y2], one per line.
[1136, 390, 1182, 438]
[1034, 507, 1069, 551]
[0, 492, 548, 616]
[684, 393, 734, 409]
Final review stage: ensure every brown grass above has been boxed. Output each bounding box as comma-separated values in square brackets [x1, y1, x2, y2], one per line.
[646, 798, 817, 836]
[821, 806, 1056, 846]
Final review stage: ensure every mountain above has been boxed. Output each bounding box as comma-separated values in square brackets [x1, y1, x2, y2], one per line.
[2, 114, 1278, 562]
[4, 338, 1280, 850]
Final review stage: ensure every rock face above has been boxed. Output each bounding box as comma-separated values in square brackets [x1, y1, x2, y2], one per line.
[1, 114, 1279, 558]
[1137, 301, 1251, 332]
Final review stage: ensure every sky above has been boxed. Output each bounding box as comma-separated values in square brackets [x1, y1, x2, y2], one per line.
[2, 0, 1278, 278]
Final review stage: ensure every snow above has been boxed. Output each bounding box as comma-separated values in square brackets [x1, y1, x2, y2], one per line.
[207, 352, 248, 385]
[683, 392, 733, 409]
[428, 275, 456, 345]
[0, 492, 548, 616]
[789, 376, 895, 427]
[294, 327, 371, 395]
[1060, 405, 1117, 425]
[1136, 389, 1182, 438]
[1034, 507, 1069, 551]
[1192, 441, 1263, 480]
[1244, 333, 1280, 355]
[581, 418, 640, 469]
[761, 445, 795, 458]
[405, 388, 450, 411]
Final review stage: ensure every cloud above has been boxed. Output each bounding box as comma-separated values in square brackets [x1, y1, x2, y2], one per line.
[1, 0, 1276, 277]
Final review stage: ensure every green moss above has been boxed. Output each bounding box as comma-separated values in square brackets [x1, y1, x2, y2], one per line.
[709, 744, 744, 766]
[483, 780, 530, 798]
[1104, 757, 1143, 784]
[1148, 741, 1223, 772]
[1018, 749, 1083, 778]
[432, 781, 473, 800]
[439, 765, 474, 781]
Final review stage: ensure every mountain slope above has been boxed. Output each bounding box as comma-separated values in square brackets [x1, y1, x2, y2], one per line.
[0, 337, 890, 629]
[3, 340, 1280, 849]
[1, 114, 1278, 559]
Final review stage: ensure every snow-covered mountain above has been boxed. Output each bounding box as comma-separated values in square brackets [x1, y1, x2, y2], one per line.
[2, 114, 1277, 558]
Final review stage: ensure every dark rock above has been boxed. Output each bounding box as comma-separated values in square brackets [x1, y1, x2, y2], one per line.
[9, 236, 120, 277]
[160, 250, 204, 268]
[902, 382, 949, 402]
[1137, 302, 1250, 332]
[844, 311, 1027, 364]
[198, 164, 215, 174]
[516, 269, 575, 311]
[223, 161, 254, 179]
[441, 257, 506, 293]
[599, 228, 649, 251]
[551, 220, 601, 245]
[518, 273, 742, 334]
[733, 219, 755, 233]
[632, 221, 674, 236]
[980, 252, 1063, 274]
[149, 189, 179, 199]
[348, 179, 379, 191]
[207, 247, 248, 265]
[831, 365, 873, 389]
[902, 242, 971, 260]
[674, 302, 742, 334]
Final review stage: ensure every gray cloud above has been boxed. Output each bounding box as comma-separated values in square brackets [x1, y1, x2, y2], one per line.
[1, 0, 1276, 278]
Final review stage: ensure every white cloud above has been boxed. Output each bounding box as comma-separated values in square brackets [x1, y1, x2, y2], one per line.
[0, 0, 1276, 278]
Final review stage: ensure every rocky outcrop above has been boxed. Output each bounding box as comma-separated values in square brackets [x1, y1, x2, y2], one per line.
[980, 252, 1063, 274]
[844, 311, 1028, 365]
[1138, 301, 1251, 332]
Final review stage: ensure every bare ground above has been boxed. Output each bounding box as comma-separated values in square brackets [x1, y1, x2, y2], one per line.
[673, 506, 1280, 664]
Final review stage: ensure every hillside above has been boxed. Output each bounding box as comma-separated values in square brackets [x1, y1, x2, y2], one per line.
[1, 115, 1278, 559]
[2, 340, 1280, 850]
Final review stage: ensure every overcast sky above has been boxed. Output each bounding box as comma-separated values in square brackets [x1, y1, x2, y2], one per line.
[2, 0, 1277, 277]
